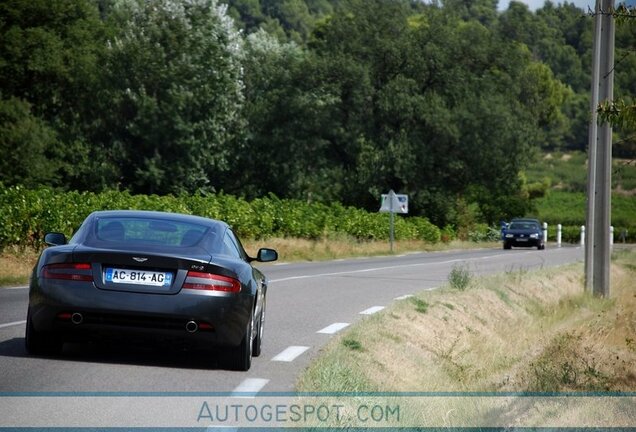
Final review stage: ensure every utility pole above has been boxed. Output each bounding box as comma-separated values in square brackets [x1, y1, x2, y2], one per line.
[585, 0, 615, 298]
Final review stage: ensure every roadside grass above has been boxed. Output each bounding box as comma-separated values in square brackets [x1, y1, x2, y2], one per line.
[244, 237, 500, 263]
[448, 263, 471, 291]
[296, 248, 636, 394]
[0, 246, 38, 287]
[0, 238, 501, 288]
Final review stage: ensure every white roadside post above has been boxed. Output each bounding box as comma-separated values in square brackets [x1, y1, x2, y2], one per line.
[610, 226, 614, 248]
[557, 224, 562, 248]
[581, 225, 586, 246]
[542, 222, 548, 245]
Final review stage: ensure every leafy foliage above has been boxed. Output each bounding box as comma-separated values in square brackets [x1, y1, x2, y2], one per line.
[1, 0, 634, 232]
[98, 0, 245, 195]
[0, 0, 106, 188]
[448, 263, 471, 291]
[0, 185, 442, 250]
[535, 190, 636, 228]
[596, 4, 636, 147]
[0, 97, 58, 187]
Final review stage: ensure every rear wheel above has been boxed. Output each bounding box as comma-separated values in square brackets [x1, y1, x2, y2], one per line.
[25, 309, 63, 356]
[252, 298, 265, 357]
[232, 312, 253, 371]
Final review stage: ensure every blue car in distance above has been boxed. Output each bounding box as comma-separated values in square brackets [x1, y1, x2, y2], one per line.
[503, 218, 545, 250]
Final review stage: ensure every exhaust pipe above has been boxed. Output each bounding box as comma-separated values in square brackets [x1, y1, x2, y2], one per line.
[185, 321, 198, 333]
[71, 313, 83, 325]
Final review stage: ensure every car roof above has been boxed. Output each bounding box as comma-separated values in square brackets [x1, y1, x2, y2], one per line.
[88, 210, 229, 229]
[510, 218, 541, 223]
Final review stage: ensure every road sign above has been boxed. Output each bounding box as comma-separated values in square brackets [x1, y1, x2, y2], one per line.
[379, 190, 408, 253]
[379, 191, 408, 214]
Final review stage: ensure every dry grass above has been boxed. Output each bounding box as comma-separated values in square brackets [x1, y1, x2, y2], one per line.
[243, 237, 499, 263]
[1, 238, 499, 288]
[297, 249, 636, 394]
[296, 251, 636, 424]
[243, 237, 404, 262]
[0, 246, 39, 287]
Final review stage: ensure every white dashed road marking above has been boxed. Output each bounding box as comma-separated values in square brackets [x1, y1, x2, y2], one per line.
[317, 322, 350, 334]
[272, 346, 309, 362]
[0, 320, 26, 329]
[394, 294, 414, 300]
[360, 306, 384, 315]
[231, 378, 269, 397]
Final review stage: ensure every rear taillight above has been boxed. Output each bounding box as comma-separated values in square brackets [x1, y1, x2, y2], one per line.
[183, 271, 241, 293]
[42, 263, 93, 282]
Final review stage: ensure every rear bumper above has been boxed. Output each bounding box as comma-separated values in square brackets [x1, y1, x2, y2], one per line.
[29, 278, 253, 348]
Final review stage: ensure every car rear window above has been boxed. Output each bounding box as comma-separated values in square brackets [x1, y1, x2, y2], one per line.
[92, 217, 210, 247]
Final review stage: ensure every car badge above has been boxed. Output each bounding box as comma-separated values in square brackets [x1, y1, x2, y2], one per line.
[133, 257, 148, 262]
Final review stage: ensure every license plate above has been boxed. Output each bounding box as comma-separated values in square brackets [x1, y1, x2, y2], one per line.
[516, 238, 528, 242]
[105, 268, 172, 287]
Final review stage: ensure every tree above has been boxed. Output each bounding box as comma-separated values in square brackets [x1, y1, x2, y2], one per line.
[233, 29, 343, 202]
[598, 5, 636, 134]
[0, 0, 108, 188]
[303, 1, 563, 225]
[498, 1, 593, 151]
[0, 97, 58, 187]
[99, 0, 245, 195]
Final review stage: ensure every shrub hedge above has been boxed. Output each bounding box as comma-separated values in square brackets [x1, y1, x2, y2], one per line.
[0, 185, 442, 249]
[3, 185, 629, 250]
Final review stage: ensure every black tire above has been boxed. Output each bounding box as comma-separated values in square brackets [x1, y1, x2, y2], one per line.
[25, 309, 63, 356]
[538, 243, 545, 250]
[232, 312, 253, 371]
[252, 298, 265, 357]
[503, 242, 512, 250]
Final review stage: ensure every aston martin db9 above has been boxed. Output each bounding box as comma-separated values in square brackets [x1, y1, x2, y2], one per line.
[26, 210, 278, 371]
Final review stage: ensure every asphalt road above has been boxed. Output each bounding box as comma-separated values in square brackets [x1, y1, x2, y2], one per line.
[0, 245, 583, 394]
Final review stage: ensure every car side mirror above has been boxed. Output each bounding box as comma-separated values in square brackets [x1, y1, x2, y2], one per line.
[256, 248, 278, 263]
[44, 232, 67, 246]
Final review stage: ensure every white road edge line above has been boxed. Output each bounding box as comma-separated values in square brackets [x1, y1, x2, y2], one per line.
[360, 306, 384, 315]
[0, 320, 26, 329]
[272, 346, 309, 362]
[394, 294, 414, 300]
[317, 322, 350, 334]
[269, 253, 513, 283]
[3, 286, 28, 290]
[231, 378, 269, 398]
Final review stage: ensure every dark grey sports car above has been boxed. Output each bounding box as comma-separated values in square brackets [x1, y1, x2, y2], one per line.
[26, 210, 277, 371]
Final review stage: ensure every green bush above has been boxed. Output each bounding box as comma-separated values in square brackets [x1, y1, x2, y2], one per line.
[448, 263, 471, 291]
[0, 184, 446, 249]
[440, 225, 456, 243]
[560, 225, 583, 244]
[411, 217, 442, 243]
[535, 191, 635, 229]
[468, 224, 500, 242]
